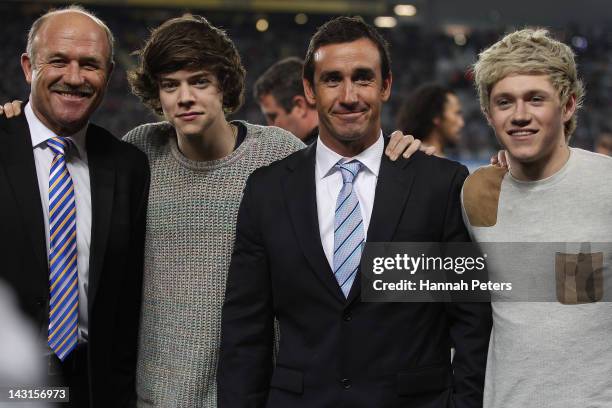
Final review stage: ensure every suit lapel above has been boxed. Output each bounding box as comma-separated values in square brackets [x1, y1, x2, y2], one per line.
[282, 144, 346, 303]
[86, 126, 115, 309]
[345, 152, 417, 305]
[0, 115, 48, 279]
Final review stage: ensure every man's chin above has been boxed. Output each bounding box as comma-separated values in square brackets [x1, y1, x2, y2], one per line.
[505, 147, 542, 164]
[52, 105, 94, 127]
[329, 124, 370, 142]
[54, 116, 90, 134]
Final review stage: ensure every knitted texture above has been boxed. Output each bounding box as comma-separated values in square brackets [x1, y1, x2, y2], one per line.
[123, 121, 305, 408]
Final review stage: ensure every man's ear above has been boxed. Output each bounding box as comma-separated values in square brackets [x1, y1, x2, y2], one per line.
[381, 72, 392, 102]
[292, 95, 309, 117]
[21, 53, 33, 84]
[303, 78, 316, 106]
[562, 93, 576, 124]
[107, 61, 115, 83]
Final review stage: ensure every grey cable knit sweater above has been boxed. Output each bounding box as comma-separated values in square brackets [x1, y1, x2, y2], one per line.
[123, 121, 305, 408]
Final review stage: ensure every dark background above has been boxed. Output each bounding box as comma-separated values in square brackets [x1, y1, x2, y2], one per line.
[2, 0, 611, 162]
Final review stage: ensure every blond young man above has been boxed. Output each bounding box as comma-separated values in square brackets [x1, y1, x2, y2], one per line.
[462, 29, 612, 407]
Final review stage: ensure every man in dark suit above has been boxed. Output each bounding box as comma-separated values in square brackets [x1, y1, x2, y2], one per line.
[218, 17, 491, 408]
[0, 6, 148, 407]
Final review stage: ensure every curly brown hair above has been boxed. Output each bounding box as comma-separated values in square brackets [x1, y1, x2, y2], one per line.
[128, 15, 245, 116]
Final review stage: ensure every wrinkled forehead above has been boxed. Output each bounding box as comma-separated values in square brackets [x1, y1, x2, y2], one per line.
[313, 38, 382, 75]
[35, 12, 112, 57]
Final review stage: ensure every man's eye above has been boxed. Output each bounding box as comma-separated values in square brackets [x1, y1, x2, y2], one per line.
[496, 99, 510, 107]
[194, 78, 210, 87]
[160, 83, 177, 91]
[531, 96, 544, 103]
[50, 60, 66, 67]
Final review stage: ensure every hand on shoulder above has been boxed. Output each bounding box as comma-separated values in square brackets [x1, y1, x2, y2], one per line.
[0, 100, 23, 118]
[385, 130, 437, 161]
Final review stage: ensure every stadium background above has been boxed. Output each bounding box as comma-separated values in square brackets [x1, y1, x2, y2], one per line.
[1, 0, 610, 164]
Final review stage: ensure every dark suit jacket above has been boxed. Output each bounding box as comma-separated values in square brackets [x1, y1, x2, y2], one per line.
[218, 142, 492, 408]
[0, 114, 149, 407]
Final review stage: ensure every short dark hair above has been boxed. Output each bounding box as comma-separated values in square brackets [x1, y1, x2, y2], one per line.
[303, 16, 391, 86]
[253, 57, 307, 112]
[396, 83, 454, 140]
[128, 15, 245, 115]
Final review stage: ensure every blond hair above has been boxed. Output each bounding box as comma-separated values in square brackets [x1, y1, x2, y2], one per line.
[473, 28, 584, 139]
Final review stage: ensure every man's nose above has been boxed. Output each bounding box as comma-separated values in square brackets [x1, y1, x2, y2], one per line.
[339, 81, 358, 105]
[64, 61, 85, 86]
[511, 101, 531, 126]
[177, 83, 195, 106]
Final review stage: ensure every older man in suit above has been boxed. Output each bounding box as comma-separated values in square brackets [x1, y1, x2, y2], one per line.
[0, 6, 148, 407]
[218, 16, 491, 408]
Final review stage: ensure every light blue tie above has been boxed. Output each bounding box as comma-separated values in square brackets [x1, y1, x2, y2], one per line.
[47, 137, 78, 361]
[333, 160, 364, 298]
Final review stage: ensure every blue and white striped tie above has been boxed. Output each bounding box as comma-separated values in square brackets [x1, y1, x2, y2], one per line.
[47, 137, 78, 361]
[333, 160, 364, 298]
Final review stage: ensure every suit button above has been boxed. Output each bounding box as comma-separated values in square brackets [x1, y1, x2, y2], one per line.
[341, 378, 351, 389]
[343, 312, 352, 322]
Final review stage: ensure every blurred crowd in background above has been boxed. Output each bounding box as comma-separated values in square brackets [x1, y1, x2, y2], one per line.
[2, 2, 612, 163]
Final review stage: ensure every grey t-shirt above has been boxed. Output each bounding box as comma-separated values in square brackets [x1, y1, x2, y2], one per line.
[461, 148, 612, 408]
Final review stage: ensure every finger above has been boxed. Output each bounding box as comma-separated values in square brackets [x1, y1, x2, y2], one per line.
[497, 150, 506, 167]
[402, 138, 420, 158]
[392, 134, 414, 160]
[500, 150, 509, 168]
[424, 145, 437, 156]
[490, 154, 499, 165]
[385, 130, 403, 157]
[4, 102, 16, 118]
[11, 100, 22, 116]
[0, 104, 3, 117]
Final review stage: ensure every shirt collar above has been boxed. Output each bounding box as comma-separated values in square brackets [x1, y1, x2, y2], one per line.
[316, 130, 384, 179]
[25, 101, 88, 159]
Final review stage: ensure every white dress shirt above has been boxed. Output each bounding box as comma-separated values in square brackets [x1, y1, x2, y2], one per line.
[25, 102, 91, 342]
[315, 132, 383, 270]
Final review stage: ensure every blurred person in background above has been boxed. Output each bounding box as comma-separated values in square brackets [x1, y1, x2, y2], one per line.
[594, 129, 612, 156]
[0, 6, 148, 407]
[254, 57, 319, 144]
[0, 280, 45, 397]
[396, 83, 464, 157]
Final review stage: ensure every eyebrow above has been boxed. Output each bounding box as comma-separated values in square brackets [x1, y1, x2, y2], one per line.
[319, 70, 341, 81]
[159, 71, 212, 81]
[318, 67, 376, 81]
[47, 52, 103, 65]
[352, 68, 375, 79]
[492, 88, 552, 99]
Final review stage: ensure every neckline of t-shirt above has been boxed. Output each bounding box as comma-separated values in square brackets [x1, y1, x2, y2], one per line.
[169, 120, 254, 171]
[505, 147, 574, 190]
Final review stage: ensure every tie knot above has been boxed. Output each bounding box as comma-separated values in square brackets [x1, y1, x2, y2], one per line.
[47, 137, 73, 157]
[336, 160, 362, 184]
